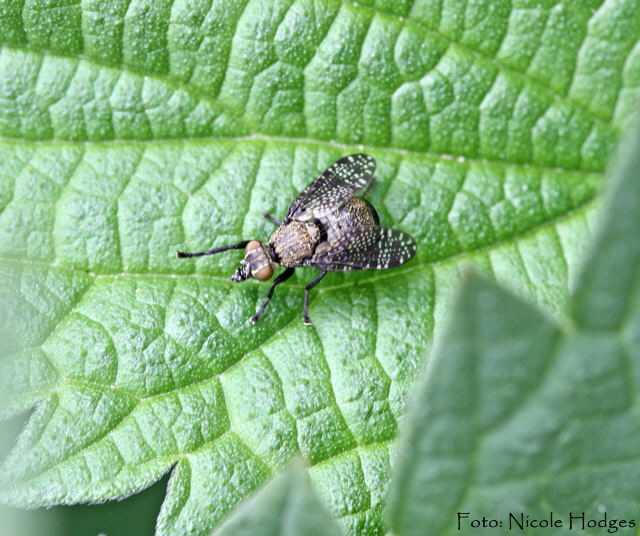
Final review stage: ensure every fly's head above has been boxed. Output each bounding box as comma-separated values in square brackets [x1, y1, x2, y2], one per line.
[231, 240, 274, 282]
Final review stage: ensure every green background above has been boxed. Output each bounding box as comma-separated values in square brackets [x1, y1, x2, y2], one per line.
[1, 0, 639, 534]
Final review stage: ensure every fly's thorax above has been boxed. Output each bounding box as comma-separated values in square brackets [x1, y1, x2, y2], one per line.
[231, 240, 273, 282]
[269, 220, 320, 266]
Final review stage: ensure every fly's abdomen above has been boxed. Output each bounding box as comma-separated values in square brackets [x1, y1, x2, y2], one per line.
[342, 197, 379, 227]
[323, 197, 379, 244]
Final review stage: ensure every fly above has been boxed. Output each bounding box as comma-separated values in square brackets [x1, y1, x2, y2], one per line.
[176, 154, 417, 325]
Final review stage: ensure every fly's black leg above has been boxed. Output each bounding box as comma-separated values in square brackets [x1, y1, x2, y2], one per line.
[176, 241, 249, 258]
[251, 267, 295, 324]
[263, 213, 281, 226]
[303, 271, 327, 326]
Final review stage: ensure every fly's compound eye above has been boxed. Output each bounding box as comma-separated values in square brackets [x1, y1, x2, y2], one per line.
[253, 264, 274, 281]
[245, 240, 263, 253]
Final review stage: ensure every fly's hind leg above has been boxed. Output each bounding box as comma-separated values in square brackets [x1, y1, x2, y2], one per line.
[362, 176, 375, 198]
[263, 213, 281, 226]
[303, 271, 328, 325]
[251, 267, 295, 324]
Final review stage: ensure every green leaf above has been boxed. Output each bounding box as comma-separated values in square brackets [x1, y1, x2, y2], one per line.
[1, 1, 638, 535]
[212, 461, 343, 536]
[387, 111, 640, 534]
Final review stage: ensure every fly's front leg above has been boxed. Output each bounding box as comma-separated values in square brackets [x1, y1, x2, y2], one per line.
[251, 267, 295, 324]
[303, 271, 327, 325]
[263, 213, 281, 226]
[176, 241, 249, 258]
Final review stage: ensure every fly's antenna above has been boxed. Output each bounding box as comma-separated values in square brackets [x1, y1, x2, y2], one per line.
[176, 240, 250, 258]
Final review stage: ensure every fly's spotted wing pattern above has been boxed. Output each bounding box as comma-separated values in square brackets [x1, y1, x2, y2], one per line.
[286, 153, 376, 220]
[308, 226, 417, 271]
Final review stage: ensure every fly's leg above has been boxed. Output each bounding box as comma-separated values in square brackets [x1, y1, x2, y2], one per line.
[263, 213, 281, 226]
[176, 241, 249, 258]
[362, 176, 375, 198]
[251, 267, 295, 324]
[303, 271, 328, 325]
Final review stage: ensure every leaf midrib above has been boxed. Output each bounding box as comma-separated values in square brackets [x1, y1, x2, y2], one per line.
[0, 134, 607, 177]
[0, 196, 600, 285]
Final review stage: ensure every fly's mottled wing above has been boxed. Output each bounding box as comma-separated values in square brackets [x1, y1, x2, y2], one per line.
[286, 154, 376, 221]
[308, 226, 417, 271]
